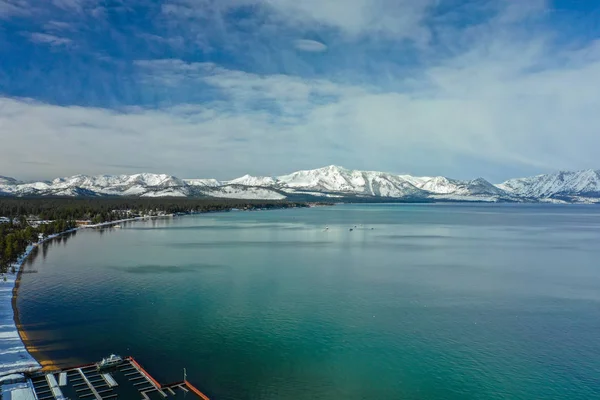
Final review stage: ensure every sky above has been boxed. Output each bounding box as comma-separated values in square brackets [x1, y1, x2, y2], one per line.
[1, 0, 600, 182]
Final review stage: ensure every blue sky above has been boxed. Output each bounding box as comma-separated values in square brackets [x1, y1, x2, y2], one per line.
[1, 0, 600, 181]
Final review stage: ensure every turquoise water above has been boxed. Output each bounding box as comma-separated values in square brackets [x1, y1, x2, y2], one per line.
[17, 204, 600, 399]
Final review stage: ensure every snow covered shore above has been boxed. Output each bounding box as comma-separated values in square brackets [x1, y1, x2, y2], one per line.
[0, 244, 41, 376]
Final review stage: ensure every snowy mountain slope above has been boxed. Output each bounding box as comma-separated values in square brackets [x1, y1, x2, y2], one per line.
[183, 178, 221, 187]
[225, 175, 277, 187]
[0, 176, 20, 185]
[498, 169, 600, 199]
[49, 173, 186, 195]
[275, 165, 426, 197]
[0, 172, 286, 199]
[0, 173, 191, 197]
[404, 176, 506, 196]
[140, 188, 188, 197]
[202, 185, 286, 200]
[226, 166, 505, 199]
[1, 166, 599, 202]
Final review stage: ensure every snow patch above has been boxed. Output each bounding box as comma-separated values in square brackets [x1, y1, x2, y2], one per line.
[226, 175, 276, 187]
[183, 178, 221, 187]
[208, 186, 286, 200]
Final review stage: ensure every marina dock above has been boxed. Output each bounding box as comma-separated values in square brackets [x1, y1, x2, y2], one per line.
[2, 356, 209, 400]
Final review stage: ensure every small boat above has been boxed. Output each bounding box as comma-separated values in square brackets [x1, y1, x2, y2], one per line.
[113, 225, 122, 228]
[96, 354, 123, 370]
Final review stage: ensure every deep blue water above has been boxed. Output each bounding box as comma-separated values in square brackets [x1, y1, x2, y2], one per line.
[17, 204, 600, 399]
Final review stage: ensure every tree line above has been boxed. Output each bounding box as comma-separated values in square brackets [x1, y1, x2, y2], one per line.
[0, 197, 311, 220]
[0, 197, 318, 273]
[0, 218, 77, 273]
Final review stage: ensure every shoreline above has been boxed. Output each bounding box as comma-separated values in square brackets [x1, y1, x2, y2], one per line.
[2, 216, 151, 377]
[0, 244, 41, 377]
[11, 242, 65, 372]
[11, 245, 57, 372]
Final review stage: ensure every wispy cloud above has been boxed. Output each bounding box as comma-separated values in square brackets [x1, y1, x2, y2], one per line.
[43, 20, 75, 32]
[0, 0, 31, 18]
[294, 39, 327, 52]
[50, 0, 105, 15]
[27, 32, 72, 46]
[136, 32, 186, 50]
[264, 0, 435, 40]
[51, 0, 84, 12]
[159, 0, 435, 39]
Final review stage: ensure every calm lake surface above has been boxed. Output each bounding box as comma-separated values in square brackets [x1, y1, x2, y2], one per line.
[17, 204, 600, 399]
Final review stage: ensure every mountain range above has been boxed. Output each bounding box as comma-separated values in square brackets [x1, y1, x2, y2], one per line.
[1, 166, 600, 203]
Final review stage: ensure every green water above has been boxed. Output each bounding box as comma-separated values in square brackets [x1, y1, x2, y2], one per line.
[17, 204, 600, 399]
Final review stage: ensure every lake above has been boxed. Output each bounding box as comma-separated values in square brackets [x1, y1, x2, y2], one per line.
[17, 204, 600, 399]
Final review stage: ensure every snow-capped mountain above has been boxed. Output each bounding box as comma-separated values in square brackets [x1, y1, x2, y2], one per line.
[1, 173, 190, 197]
[202, 185, 286, 200]
[0, 176, 20, 185]
[498, 169, 600, 200]
[225, 175, 277, 187]
[1, 166, 599, 203]
[0, 172, 285, 200]
[224, 166, 507, 200]
[399, 175, 506, 196]
[182, 178, 221, 187]
[276, 166, 426, 197]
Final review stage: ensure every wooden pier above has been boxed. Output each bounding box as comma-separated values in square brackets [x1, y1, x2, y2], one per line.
[26, 356, 210, 400]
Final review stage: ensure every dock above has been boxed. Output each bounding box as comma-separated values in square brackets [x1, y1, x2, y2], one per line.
[58, 372, 67, 387]
[101, 373, 117, 388]
[22, 356, 210, 400]
[45, 373, 67, 400]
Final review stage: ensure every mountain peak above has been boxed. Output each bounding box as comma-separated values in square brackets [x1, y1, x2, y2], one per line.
[0, 176, 20, 185]
[293, 165, 350, 175]
[227, 174, 276, 187]
[323, 165, 348, 171]
[500, 169, 600, 198]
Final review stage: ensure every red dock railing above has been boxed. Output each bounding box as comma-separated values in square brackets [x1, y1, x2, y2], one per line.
[126, 356, 210, 399]
[127, 357, 162, 389]
[184, 380, 211, 400]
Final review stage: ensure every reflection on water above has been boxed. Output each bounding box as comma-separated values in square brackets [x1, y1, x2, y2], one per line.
[26, 231, 78, 264]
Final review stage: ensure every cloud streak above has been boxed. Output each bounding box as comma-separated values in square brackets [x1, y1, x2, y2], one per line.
[294, 39, 327, 52]
[0, 0, 31, 18]
[27, 32, 72, 46]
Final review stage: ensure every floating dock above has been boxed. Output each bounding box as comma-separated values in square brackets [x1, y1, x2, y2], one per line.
[44, 373, 66, 400]
[24, 356, 209, 400]
[58, 372, 67, 387]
